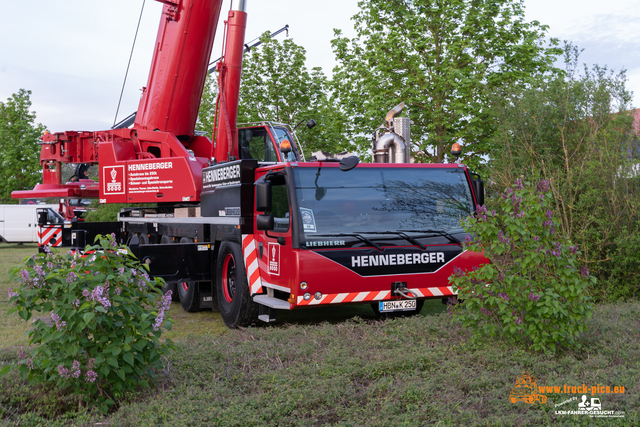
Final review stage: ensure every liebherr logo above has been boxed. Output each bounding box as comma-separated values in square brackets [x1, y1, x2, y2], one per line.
[103, 166, 125, 195]
[351, 252, 445, 268]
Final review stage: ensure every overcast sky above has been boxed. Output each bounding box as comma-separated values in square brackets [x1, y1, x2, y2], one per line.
[1, 0, 638, 132]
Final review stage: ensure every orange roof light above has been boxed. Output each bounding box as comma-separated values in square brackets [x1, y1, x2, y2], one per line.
[451, 143, 462, 157]
[280, 139, 292, 153]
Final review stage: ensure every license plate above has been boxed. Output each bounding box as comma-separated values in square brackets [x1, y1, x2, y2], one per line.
[379, 300, 417, 312]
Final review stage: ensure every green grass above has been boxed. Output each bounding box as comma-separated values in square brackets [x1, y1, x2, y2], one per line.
[0, 244, 37, 348]
[1, 243, 638, 426]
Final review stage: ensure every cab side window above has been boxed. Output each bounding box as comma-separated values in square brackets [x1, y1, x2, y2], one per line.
[270, 183, 290, 232]
[238, 128, 279, 162]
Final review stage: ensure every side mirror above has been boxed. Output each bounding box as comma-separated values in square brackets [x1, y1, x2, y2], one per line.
[255, 181, 272, 212]
[339, 155, 360, 171]
[256, 214, 275, 231]
[472, 178, 485, 207]
[37, 210, 48, 226]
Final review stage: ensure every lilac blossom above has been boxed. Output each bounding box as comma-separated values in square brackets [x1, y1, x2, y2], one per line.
[50, 311, 66, 331]
[153, 290, 173, 331]
[118, 267, 125, 275]
[498, 230, 510, 244]
[537, 179, 550, 192]
[453, 266, 464, 277]
[34, 265, 44, 277]
[569, 245, 578, 254]
[88, 285, 111, 310]
[480, 308, 491, 316]
[43, 245, 52, 254]
[465, 235, 472, 244]
[58, 365, 71, 379]
[66, 271, 78, 283]
[8, 288, 19, 299]
[533, 235, 540, 242]
[476, 204, 488, 221]
[85, 370, 98, 383]
[20, 269, 29, 282]
[528, 293, 540, 302]
[515, 317, 522, 325]
[514, 179, 523, 190]
[581, 265, 589, 278]
[498, 292, 509, 302]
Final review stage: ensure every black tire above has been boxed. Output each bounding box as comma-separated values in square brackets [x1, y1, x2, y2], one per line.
[371, 299, 424, 318]
[160, 235, 179, 301]
[128, 232, 149, 248]
[216, 241, 258, 328]
[177, 237, 199, 312]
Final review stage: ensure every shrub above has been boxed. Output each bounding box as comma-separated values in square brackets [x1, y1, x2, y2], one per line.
[487, 44, 639, 299]
[3, 234, 175, 412]
[449, 179, 594, 352]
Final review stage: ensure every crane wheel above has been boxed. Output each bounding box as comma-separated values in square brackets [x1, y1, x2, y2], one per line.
[216, 241, 258, 328]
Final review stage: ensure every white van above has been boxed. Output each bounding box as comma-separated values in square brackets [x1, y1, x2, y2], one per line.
[0, 205, 65, 243]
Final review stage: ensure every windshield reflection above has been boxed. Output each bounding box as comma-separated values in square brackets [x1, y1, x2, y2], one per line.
[293, 167, 474, 236]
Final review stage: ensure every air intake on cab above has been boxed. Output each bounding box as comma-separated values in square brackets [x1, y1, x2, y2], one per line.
[372, 102, 411, 163]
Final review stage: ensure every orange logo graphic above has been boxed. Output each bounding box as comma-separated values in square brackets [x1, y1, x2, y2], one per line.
[510, 373, 548, 404]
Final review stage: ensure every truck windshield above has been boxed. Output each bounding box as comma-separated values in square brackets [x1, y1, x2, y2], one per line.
[292, 166, 474, 236]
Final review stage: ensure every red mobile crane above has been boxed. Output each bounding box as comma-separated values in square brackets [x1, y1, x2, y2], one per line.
[12, 0, 487, 327]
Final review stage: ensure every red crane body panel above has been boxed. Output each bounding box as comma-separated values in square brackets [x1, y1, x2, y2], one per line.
[135, 0, 223, 136]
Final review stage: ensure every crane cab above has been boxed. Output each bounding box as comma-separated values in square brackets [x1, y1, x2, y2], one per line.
[237, 122, 304, 163]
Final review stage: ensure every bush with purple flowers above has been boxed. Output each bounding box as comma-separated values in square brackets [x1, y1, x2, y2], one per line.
[2, 234, 175, 412]
[449, 179, 594, 353]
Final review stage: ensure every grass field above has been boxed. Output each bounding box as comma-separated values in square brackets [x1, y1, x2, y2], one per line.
[1, 243, 638, 426]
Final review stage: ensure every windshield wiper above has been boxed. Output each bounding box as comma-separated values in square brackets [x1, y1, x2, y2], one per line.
[352, 231, 426, 250]
[399, 229, 461, 245]
[314, 233, 383, 251]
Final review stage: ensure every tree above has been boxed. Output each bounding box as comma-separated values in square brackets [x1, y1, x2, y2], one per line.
[198, 34, 349, 157]
[488, 44, 638, 300]
[331, 0, 561, 166]
[0, 89, 46, 203]
[195, 73, 219, 138]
